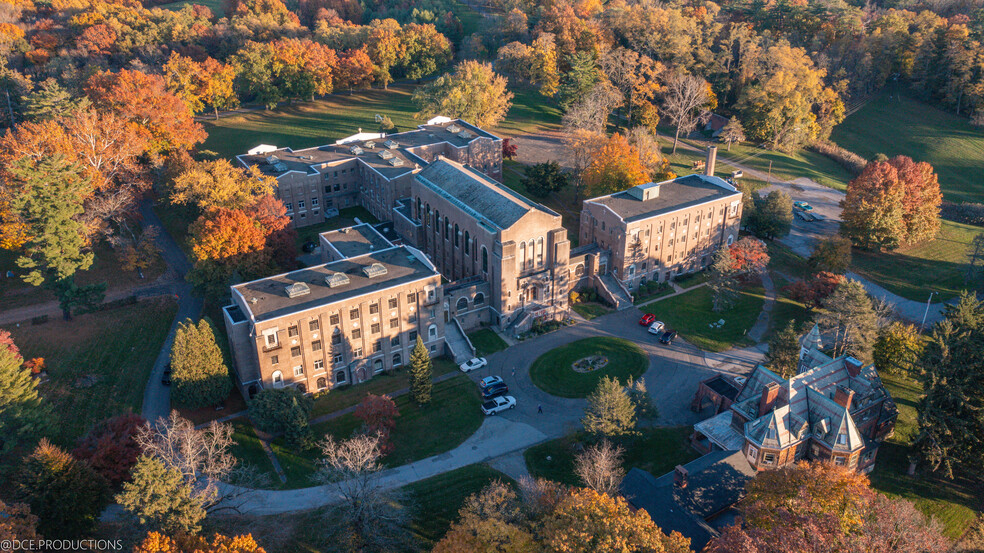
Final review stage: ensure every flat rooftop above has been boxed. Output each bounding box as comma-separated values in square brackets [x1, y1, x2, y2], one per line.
[320, 223, 392, 259]
[236, 119, 499, 180]
[233, 246, 439, 322]
[587, 174, 741, 222]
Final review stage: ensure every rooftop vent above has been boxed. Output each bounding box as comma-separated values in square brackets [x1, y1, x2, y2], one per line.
[378, 150, 395, 160]
[457, 130, 472, 139]
[300, 155, 313, 161]
[626, 182, 660, 201]
[384, 139, 398, 149]
[364, 141, 376, 149]
[389, 158, 405, 167]
[265, 155, 279, 164]
[362, 262, 388, 278]
[349, 146, 364, 155]
[285, 282, 311, 298]
[447, 124, 461, 133]
[271, 162, 288, 172]
[325, 272, 350, 288]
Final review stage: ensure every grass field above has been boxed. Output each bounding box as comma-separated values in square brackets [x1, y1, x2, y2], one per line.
[524, 427, 698, 488]
[869, 372, 982, 539]
[155, 0, 223, 15]
[572, 301, 613, 320]
[466, 328, 508, 357]
[645, 283, 765, 352]
[528, 337, 648, 398]
[501, 160, 581, 244]
[293, 206, 379, 251]
[832, 92, 984, 203]
[5, 298, 177, 445]
[405, 463, 514, 546]
[851, 220, 981, 302]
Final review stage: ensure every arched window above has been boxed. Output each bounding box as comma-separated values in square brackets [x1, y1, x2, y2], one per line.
[519, 241, 526, 269]
[434, 210, 440, 232]
[474, 292, 485, 305]
[416, 198, 422, 221]
[536, 236, 544, 266]
[456, 297, 468, 311]
[482, 247, 488, 273]
[464, 231, 470, 255]
[454, 224, 459, 247]
[727, 234, 734, 245]
[428, 324, 438, 339]
[392, 353, 402, 367]
[317, 377, 327, 390]
[272, 370, 284, 388]
[574, 264, 584, 277]
[444, 217, 450, 240]
[334, 370, 347, 384]
[528, 240, 535, 269]
[373, 358, 384, 373]
[628, 264, 636, 277]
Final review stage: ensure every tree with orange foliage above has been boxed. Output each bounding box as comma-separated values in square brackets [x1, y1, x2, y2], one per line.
[728, 237, 769, 276]
[336, 47, 376, 93]
[85, 69, 206, 154]
[135, 531, 266, 553]
[189, 207, 268, 263]
[582, 133, 650, 197]
[0, 500, 41, 543]
[200, 58, 239, 119]
[76, 23, 116, 55]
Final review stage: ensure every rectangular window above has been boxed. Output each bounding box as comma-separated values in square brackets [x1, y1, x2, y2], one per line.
[309, 320, 319, 331]
[371, 323, 380, 334]
[409, 330, 418, 342]
[311, 340, 322, 351]
[352, 328, 362, 339]
[329, 313, 339, 325]
[353, 347, 363, 358]
[389, 318, 399, 329]
[369, 303, 379, 314]
[372, 340, 381, 353]
[293, 365, 303, 377]
[834, 456, 846, 466]
[314, 359, 324, 371]
[409, 313, 417, 323]
[288, 326, 299, 337]
[331, 332, 341, 345]
[333, 352, 343, 364]
[298, 200, 305, 210]
[334, 183, 340, 192]
[285, 203, 293, 212]
[388, 298, 398, 309]
[391, 336, 400, 347]
[407, 292, 416, 303]
[312, 197, 319, 207]
[763, 453, 776, 465]
[350, 308, 359, 320]
[291, 346, 301, 357]
[270, 355, 279, 365]
[264, 332, 278, 346]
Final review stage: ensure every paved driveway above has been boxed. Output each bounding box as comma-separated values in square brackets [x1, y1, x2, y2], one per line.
[758, 177, 844, 258]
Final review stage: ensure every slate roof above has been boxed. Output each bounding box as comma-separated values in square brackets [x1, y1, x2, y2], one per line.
[415, 158, 558, 231]
[585, 174, 741, 222]
[621, 450, 755, 552]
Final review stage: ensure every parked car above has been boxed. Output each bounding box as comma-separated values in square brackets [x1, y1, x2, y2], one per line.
[480, 376, 504, 390]
[302, 241, 317, 253]
[731, 170, 744, 179]
[647, 321, 665, 334]
[482, 382, 509, 400]
[482, 395, 516, 415]
[459, 357, 488, 372]
[659, 330, 677, 344]
[793, 201, 813, 211]
[639, 313, 657, 326]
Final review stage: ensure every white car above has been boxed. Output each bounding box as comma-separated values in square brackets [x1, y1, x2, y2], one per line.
[482, 395, 516, 415]
[459, 357, 488, 372]
[647, 321, 666, 334]
[480, 376, 504, 389]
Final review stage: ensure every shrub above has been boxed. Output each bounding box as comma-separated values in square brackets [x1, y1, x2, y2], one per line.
[170, 318, 231, 409]
[808, 141, 868, 176]
[941, 201, 984, 227]
[248, 387, 313, 449]
[73, 413, 146, 490]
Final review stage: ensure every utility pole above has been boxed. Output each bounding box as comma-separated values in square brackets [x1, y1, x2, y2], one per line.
[921, 291, 937, 330]
[767, 160, 773, 186]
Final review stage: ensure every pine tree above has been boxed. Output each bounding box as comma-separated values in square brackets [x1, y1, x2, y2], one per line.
[765, 322, 801, 378]
[582, 377, 637, 438]
[170, 318, 231, 409]
[0, 344, 49, 454]
[557, 51, 600, 109]
[17, 439, 110, 539]
[7, 155, 93, 286]
[22, 78, 90, 122]
[408, 336, 432, 405]
[117, 455, 206, 534]
[708, 247, 739, 312]
[248, 387, 313, 449]
[814, 280, 878, 362]
[748, 190, 793, 239]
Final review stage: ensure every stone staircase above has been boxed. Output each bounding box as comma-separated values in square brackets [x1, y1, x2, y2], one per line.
[599, 274, 634, 310]
[444, 318, 474, 364]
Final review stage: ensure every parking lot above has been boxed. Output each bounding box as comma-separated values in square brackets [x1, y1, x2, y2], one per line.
[759, 177, 845, 257]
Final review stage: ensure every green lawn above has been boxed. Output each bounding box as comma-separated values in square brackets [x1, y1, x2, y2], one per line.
[5, 299, 177, 445]
[831, 92, 984, 203]
[851, 220, 980, 302]
[309, 356, 458, 418]
[714, 140, 856, 191]
[767, 241, 811, 279]
[647, 283, 766, 352]
[524, 427, 698, 488]
[528, 337, 648, 398]
[404, 463, 514, 547]
[294, 206, 379, 251]
[670, 269, 711, 290]
[246, 374, 484, 488]
[572, 302, 613, 320]
[501, 160, 581, 244]
[466, 328, 508, 357]
[155, 0, 223, 15]
[493, 86, 563, 136]
[869, 372, 981, 539]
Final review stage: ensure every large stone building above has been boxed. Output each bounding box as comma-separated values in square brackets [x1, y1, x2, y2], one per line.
[690, 326, 897, 473]
[235, 117, 502, 227]
[223, 120, 743, 397]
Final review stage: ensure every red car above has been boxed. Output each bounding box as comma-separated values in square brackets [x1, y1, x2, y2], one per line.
[639, 313, 656, 326]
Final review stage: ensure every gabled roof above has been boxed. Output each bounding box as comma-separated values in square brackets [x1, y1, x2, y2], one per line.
[746, 405, 809, 449]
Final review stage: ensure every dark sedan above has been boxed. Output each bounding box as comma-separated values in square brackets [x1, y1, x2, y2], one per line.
[482, 382, 509, 400]
[659, 330, 677, 344]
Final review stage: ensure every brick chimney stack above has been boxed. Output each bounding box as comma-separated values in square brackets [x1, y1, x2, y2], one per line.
[759, 381, 781, 416]
[834, 385, 855, 410]
[705, 146, 717, 177]
[674, 465, 689, 489]
[845, 357, 863, 378]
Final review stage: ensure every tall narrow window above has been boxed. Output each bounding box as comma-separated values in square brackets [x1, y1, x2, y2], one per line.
[482, 247, 488, 273]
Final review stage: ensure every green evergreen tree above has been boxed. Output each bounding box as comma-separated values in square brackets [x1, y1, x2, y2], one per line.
[117, 455, 206, 534]
[708, 247, 739, 312]
[22, 78, 91, 122]
[521, 161, 570, 197]
[16, 439, 110, 539]
[0, 345, 49, 454]
[408, 335, 432, 405]
[50, 277, 106, 320]
[170, 318, 231, 409]
[8, 155, 93, 286]
[628, 378, 658, 425]
[557, 51, 599, 109]
[248, 387, 313, 449]
[814, 280, 878, 362]
[582, 377, 637, 438]
[765, 321, 801, 378]
[748, 190, 793, 240]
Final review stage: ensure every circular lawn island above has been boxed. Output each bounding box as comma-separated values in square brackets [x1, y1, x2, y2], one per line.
[528, 337, 648, 398]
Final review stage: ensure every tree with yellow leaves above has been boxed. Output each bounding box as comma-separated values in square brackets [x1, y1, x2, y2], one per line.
[582, 133, 651, 197]
[134, 531, 266, 553]
[169, 159, 276, 211]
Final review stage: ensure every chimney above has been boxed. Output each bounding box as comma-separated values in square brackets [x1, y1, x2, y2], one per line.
[705, 146, 717, 177]
[674, 465, 689, 489]
[845, 357, 863, 378]
[834, 385, 855, 410]
[758, 381, 781, 417]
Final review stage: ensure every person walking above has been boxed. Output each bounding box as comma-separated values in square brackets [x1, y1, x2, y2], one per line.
[511, 367, 516, 378]
[537, 404, 543, 414]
